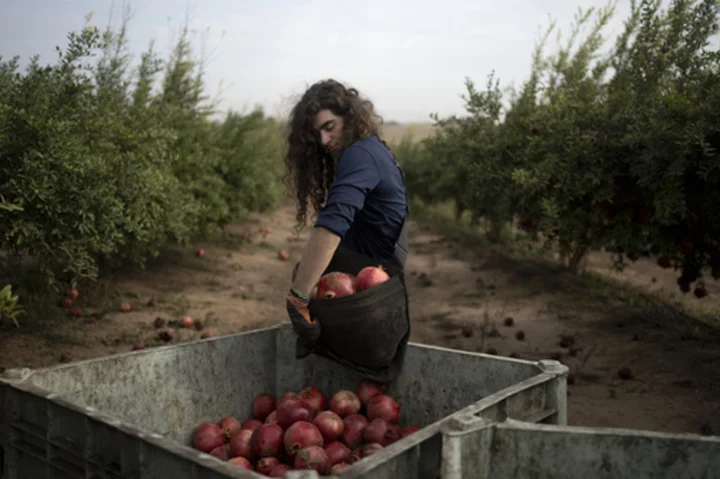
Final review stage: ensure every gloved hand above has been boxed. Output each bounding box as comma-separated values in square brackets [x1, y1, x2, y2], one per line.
[286, 288, 321, 357]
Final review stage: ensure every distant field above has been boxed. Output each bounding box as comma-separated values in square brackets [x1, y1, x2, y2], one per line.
[381, 122, 437, 144]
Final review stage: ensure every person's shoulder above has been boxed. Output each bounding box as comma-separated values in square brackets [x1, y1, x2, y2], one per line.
[343, 135, 393, 162]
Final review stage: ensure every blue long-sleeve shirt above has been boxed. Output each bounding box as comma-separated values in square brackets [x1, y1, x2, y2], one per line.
[314, 135, 407, 263]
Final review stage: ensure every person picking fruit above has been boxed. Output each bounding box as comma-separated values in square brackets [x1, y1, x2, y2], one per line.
[283, 79, 410, 377]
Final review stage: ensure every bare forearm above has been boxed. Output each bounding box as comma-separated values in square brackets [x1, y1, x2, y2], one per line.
[291, 226, 341, 297]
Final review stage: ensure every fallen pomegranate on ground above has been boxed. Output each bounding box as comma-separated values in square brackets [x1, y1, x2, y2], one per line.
[188, 381, 420, 475]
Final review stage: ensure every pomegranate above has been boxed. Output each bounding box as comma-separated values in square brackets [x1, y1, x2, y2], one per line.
[362, 442, 384, 457]
[324, 441, 351, 465]
[332, 462, 351, 473]
[62, 297, 73, 308]
[250, 423, 284, 458]
[364, 419, 399, 446]
[276, 398, 314, 429]
[219, 417, 242, 439]
[349, 448, 363, 463]
[193, 422, 225, 453]
[241, 418, 263, 432]
[182, 316, 193, 328]
[278, 392, 301, 407]
[209, 444, 230, 460]
[299, 386, 327, 413]
[388, 423, 401, 443]
[256, 457, 280, 475]
[269, 464, 292, 477]
[356, 379, 385, 406]
[70, 307, 83, 317]
[66, 288, 79, 300]
[119, 302, 132, 313]
[356, 265, 390, 291]
[284, 421, 324, 456]
[367, 394, 401, 423]
[265, 411, 277, 424]
[317, 272, 356, 299]
[253, 393, 276, 421]
[313, 410, 344, 443]
[229, 429, 255, 461]
[196, 248, 205, 257]
[341, 414, 368, 449]
[330, 390, 361, 418]
[228, 456, 252, 469]
[293, 445, 330, 474]
[401, 426, 420, 438]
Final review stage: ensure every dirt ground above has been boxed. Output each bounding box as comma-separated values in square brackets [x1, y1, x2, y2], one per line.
[1, 201, 719, 437]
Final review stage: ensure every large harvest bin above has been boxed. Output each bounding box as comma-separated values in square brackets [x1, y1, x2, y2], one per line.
[0, 323, 567, 478]
[440, 415, 720, 479]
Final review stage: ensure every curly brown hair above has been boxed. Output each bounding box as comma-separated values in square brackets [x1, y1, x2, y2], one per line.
[284, 79, 386, 231]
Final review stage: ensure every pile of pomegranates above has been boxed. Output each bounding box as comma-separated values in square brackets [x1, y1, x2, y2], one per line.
[190, 379, 419, 476]
[311, 266, 390, 300]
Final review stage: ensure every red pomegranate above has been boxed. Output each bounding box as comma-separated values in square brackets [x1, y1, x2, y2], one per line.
[317, 272, 356, 299]
[219, 417, 242, 439]
[228, 456, 252, 469]
[269, 464, 292, 477]
[293, 445, 330, 474]
[276, 398, 315, 429]
[356, 265, 390, 291]
[253, 393, 276, 421]
[356, 379, 385, 406]
[193, 422, 225, 453]
[330, 390, 361, 418]
[250, 423, 284, 458]
[362, 442, 384, 457]
[341, 414, 368, 449]
[241, 418, 263, 432]
[229, 429, 255, 461]
[284, 421, 324, 457]
[324, 441, 351, 465]
[366, 394, 401, 423]
[332, 462, 351, 473]
[299, 386, 327, 414]
[313, 410, 344, 443]
[256, 457, 280, 475]
[364, 419, 399, 446]
[264, 411, 277, 424]
[209, 444, 230, 460]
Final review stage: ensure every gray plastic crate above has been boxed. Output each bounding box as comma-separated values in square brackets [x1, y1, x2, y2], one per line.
[440, 414, 720, 478]
[0, 323, 568, 478]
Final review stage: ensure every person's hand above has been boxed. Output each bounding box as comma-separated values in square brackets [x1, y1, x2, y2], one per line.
[286, 288, 321, 355]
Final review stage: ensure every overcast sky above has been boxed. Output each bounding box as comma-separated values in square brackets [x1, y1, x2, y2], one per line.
[2, 0, 636, 123]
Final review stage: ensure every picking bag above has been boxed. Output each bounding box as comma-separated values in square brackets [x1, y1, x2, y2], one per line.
[307, 243, 410, 383]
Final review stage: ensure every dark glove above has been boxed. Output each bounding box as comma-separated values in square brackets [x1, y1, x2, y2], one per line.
[286, 288, 321, 358]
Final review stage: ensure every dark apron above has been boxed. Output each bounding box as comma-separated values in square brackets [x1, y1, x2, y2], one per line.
[292, 163, 411, 384]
